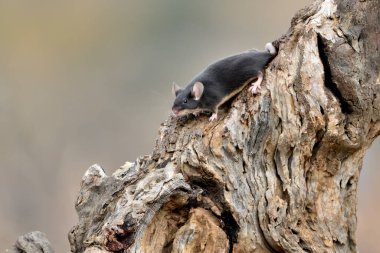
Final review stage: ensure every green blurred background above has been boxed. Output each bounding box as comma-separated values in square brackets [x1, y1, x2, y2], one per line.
[0, 1, 378, 252]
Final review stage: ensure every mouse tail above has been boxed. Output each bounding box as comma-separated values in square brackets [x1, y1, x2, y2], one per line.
[265, 42, 277, 55]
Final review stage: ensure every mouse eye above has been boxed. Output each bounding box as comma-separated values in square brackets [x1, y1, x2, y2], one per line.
[183, 98, 188, 103]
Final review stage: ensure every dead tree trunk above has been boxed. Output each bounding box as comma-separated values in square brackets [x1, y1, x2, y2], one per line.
[69, 0, 379, 252]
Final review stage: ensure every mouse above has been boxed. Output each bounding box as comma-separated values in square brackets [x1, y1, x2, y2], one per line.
[171, 42, 277, 121]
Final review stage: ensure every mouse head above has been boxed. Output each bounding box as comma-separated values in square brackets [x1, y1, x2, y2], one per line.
[171, 81, 204, 116]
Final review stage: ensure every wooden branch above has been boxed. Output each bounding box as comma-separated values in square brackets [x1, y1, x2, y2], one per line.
[68, 0, 380, 252]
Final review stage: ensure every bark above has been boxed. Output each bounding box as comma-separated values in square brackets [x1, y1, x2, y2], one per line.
[69, 0, 380, 252]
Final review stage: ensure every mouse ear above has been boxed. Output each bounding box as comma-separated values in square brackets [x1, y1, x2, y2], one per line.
[172, 82, 182, 97]
[191, 82, 204, 100]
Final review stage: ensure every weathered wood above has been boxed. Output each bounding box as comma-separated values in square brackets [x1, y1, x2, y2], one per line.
[10, 231, 54, 253]
[69, 0, 380, 252]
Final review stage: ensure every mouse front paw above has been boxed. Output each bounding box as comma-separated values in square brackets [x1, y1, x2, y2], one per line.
[209, 113, 218, 121]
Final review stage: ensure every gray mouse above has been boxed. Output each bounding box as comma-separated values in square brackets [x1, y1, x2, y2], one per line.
[171, 42, 277, 121]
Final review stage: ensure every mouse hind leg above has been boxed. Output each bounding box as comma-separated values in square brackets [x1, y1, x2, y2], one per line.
[248, 71, 263, 94]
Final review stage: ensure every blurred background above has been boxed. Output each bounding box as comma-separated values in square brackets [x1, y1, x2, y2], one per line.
[0, 1, 378, 252]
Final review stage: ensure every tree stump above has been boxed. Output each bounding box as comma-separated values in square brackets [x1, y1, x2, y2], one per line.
[68, 0, 380, 252]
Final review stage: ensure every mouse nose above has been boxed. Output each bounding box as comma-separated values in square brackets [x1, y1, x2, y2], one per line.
[172, 107, 180, 115]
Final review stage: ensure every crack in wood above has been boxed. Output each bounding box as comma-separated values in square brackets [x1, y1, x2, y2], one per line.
[317, 33, 353, 114]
